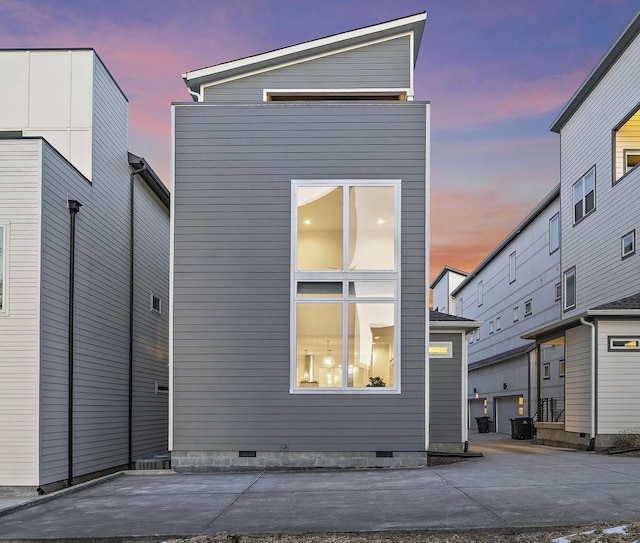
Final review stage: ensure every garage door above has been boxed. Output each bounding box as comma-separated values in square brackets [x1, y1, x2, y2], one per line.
[469, 398, 486, 430]
[495, 395, 521, 434]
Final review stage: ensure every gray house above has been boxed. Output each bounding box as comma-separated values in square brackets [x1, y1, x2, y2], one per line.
[170, 13, 469, 469]
[0, 49, 170, 490]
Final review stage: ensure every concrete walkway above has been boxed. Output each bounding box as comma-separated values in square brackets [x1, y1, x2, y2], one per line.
[0, 435, 639, 540]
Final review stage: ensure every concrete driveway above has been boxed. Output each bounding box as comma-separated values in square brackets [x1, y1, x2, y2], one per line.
[0, 435, 639, 540]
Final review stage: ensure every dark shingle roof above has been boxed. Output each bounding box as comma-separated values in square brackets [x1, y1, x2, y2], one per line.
[592, 292, 640, 311]
[429, 310, 475, 322]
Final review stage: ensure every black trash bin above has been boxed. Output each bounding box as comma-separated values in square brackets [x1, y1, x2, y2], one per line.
[510, 417, 533, 440]
[476, 416, 490, 433]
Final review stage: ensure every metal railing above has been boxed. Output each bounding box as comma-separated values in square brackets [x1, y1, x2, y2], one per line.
[535, 397, 565, 422]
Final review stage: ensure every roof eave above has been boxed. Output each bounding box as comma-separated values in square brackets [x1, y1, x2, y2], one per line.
[550, 9, 640, 134]
[183, 12, 427, 93]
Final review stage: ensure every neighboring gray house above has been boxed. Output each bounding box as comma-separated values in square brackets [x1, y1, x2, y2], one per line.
[170, 13, 468, 468]
[0, 49, 170, 490]
[431, 266, 467, 315]
[433, 186, 563, 435]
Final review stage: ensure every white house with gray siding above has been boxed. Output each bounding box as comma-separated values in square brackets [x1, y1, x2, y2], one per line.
[169, 13, 472, 468]
[0, 49, 170, 490]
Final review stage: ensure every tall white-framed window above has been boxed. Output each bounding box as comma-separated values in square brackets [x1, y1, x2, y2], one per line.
[478, 280, 483, 306]
[573, 166, 595, 223]
[291, 180, 400, 393]
[496, 316, 502, 331]
[549, 213, 559, 254]
[509, 251, 516, 283]
[563, 267, 576, 311]
[0, 224, 6, 314]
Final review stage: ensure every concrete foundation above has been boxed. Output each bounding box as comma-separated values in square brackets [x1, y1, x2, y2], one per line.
[172, 450, 428, 471]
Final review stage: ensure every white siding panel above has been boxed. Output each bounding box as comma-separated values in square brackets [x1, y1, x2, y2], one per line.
[565, 325, 592, 434]
[560, 32, 640, 314]
[597, 320, 640, 434]
[0, 139, 41, 486]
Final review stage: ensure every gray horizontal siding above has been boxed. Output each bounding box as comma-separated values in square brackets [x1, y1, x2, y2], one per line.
[132, 178, 170, 459]
[173, 102, 426, 452]
[203, 36, 410, 102]
[429, 333, 462, 443]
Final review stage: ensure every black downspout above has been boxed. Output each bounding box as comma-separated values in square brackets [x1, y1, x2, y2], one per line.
[67, 199, 82, 487]
[129, 163, 146, 469]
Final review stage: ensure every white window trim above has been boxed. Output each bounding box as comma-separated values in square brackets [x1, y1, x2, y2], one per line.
[623, 149, 640, 175]
[478, 280, 483, 307]
[429, 341, 453, 358]
[290, 179, 401, 394]
[150, 293, 162, 313]
[509, 251, 516, 283]
[496, 316, 501, 331]
[608, 336, 640, 352]
[573, 166, 596, 223]
[549, 213, 559, 254]
[622, 230, 636, 259]
[524, 299, 532, 317]
[513, 306, 519, 322]
[563, 267, 576, 311]
[264, 88, 411, 102]
[543, 363, 550, 380]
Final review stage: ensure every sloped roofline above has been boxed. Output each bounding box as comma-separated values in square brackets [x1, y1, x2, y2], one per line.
[451, 184, 560, 297]
[550, 9, 640, 134]
[182, 12, 426, 94]
[429, 265, 469, 290]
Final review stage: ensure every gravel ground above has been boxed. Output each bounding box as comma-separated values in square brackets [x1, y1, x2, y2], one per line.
[162, 520, 640, 543]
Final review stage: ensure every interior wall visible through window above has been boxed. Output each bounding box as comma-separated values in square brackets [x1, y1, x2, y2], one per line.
[614, 107, 640, 182]
[292, 181, 399, 392]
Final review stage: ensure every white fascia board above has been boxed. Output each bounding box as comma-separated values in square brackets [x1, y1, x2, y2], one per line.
[429, 321, 482, 331]
[587, 309, 640, 316]
[199, 33, 414, 95]
[183, 12, 426, 83]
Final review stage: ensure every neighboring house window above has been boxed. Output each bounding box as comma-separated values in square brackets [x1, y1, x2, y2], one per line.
[292, 181, 399, 392]
[622, 230, 636, 259]
[613, 107, 640, 182]
[573, 166, 595, 223]
[555, 283, 562, 302]
[0, 225, 4, 312]
[524, 299, 532, 317]
[543, 363, 550, 380]
[513, 306, 519, 322]
[456, 297, 464, 317]
[563, 267, 576, 310]
[489, 320, 494, 334]
[496, 316, 501, 331]
[509, 251, 516, 283]
[559, 359, 565, 377]
[608, 337, 640, 351]
[549, 213, 559, 254]
[429, 342, 452, 358]
[150, 294, 162, 313]
[478, 280, 483, 306]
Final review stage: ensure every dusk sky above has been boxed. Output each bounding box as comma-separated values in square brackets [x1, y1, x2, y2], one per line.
[1, 0, 639, 281]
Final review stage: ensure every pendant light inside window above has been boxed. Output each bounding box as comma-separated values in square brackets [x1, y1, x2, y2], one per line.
[322, 340, 334, 368]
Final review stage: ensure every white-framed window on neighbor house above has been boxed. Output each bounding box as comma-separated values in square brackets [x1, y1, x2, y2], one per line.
[613, 106, 640, 182]
[549, 213, 559, 254]
[608, 337, 640, 351]
[478, 280, 483, 307]
[509, 251, 516, 283]
[291, 180, 400, 393]
[573, 166, 595, 223]
[543, 363, 550, 380]
[555, 282, 562, 302]
[559, 359, 565, 377]
[513, 306, 519, 322]
[489, 320, 494, 334]
[496, 316, 502, 331]
[524, 299, 532, 317]
[563, 267, 576, 311]
[622, 230, 636, 259]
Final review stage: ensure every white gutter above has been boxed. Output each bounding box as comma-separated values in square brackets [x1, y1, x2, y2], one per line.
[580, 317, 596, 448]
